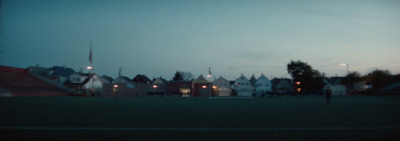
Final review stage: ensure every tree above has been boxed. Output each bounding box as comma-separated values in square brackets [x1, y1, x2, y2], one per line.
[180, 71, 194, 81]
[287, 60, 324, 93]
[341, 71, 362, 89]
[363, 69, 394, 89]
[172, 71, 184, 81]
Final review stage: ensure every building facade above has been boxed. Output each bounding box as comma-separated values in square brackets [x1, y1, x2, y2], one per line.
[213, 76, 231, 97]
[234, 74, 252, 96]
[255, 74, 272, 96]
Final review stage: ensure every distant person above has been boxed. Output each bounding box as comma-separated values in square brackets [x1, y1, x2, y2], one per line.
[325, 87, 332, 104]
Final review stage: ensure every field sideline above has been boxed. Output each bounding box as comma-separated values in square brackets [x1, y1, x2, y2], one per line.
[1, 96, 400, 140]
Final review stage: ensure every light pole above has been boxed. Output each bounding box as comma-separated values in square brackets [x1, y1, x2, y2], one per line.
[113, 84, 118, 97]
[340, 63, 350, 95]
[88, 40, 94, 96]
[207, 67, 212, 99]
[207, 74, 212, 98]
[87, 65, 94, 96]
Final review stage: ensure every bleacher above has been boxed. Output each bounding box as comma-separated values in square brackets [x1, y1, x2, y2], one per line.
[0, 66, 71, 96]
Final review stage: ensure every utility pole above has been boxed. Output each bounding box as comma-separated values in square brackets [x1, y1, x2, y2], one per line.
[119, 67, 122, 84]
[346, 64, 351, 95]
[341, 63, 350, 95]
[207, 67, 212, 99]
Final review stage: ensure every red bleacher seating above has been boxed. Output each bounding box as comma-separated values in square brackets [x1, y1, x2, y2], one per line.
[0, 66, 70, 96]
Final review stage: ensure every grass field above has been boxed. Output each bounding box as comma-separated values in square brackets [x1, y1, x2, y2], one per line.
[1, 96, 400, 140]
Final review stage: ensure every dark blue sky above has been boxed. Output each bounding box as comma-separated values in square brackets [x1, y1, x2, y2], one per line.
[1, 0, 400, 80]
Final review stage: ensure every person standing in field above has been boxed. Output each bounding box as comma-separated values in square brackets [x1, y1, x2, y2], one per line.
[325, 87, 332, 104]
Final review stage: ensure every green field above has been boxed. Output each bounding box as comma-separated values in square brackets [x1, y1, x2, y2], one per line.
[1, 96, 400, 140]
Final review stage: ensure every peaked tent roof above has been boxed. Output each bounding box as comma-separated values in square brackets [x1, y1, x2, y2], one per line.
[237, 74, 249, 81]
[152, 77, 168, 84]
[132, 74, 151, 84]
[100, 75, 114, 82]
[194, 74, 209, 83]
[257, 73, 270, 81]
[329, 77, 343, 85]
[213, 76, 229, 82]
[114, 76, 131, 83]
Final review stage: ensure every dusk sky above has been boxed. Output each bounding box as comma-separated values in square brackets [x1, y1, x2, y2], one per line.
[1, 0, 399, 80]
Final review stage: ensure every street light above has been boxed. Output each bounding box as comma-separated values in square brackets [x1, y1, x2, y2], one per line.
[87, 66, 94, 70]
[340, 63, 350, 95]
[87, 65, 94, 96]
[113, 84, 118, 97]
[207, 74, 211, 98]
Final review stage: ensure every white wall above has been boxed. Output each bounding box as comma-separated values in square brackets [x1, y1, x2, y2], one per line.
[84, 75, 103, 95]
[213, 77, 232, 96]
[255, 77, 272, 96]
[235, 75, 252, 96]
[324, 85, 346, 96]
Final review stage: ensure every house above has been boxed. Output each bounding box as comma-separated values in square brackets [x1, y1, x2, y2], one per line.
[323, 77, 346, 96]
[64, 72, 103, 96]
[109, 75, 150, 97]
[99, 75, 113, 84]
[212, 76, 231, 97]
[193, 74, 212, 97]
[97, 75, 114, 96]
[272, 78, 294, 94]
[148, 77, 168, 96]
[112, 76, 131, 84]
[152, 77, 168, 85]
[167, 81, 193, 97]
[249, 74, 257, 95]
[129, 74, 152, 96]
[132, 74, 151, 84]
[255, 74, 272, 96]
[45, 66, 75, 84]
[234, 74, 252, 96]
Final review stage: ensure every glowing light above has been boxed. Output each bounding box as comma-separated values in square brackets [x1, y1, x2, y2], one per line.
[296, 88, 301, 92]
[206, 75, 211, 78]
[153, 85, 158, 88]
[202, 85, 207, 88]
[295, 81, 301, 85]
[114, 85, 119, 88]
[212, 86, 217, 89]
[87, 66, 94, 70]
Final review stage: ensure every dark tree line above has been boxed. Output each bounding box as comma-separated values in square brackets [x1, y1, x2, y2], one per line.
[287, 60, 399, 93]
[344, 69, 397, 90]
[172, 71, 194, 81]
